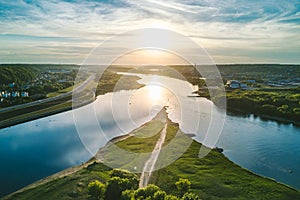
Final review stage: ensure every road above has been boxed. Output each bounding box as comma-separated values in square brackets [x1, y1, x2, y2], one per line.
[139, 116, 168, 188]
[0, 74, 95, 114]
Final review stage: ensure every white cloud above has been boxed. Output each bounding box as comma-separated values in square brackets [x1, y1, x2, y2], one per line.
[0, 0, 299, 63]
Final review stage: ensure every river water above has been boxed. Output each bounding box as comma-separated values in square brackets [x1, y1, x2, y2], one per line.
[0, 73, 299, 197]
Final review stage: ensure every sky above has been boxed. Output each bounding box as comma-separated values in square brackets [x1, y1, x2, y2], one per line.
[0, 0, 299, 64]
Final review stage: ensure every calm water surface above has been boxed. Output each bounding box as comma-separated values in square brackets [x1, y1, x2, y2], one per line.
[0, 73, 299, 197]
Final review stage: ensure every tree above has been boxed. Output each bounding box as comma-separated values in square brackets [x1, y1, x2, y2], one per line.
[88, 180, 105, 200]
[181, 192, 201, 200]
[153, 190, 167, 200]
[110, 169, 139, 190]
[144, 184, 161, 197]
[104, 177, 131, 200]
[134, 184, 160, 199]
[121, 190, 134, 200]
[165, 195, 180, 200]
[175, 178, 191, 197]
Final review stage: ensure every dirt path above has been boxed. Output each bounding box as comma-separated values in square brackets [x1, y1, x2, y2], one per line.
[139, 117, 167, 188]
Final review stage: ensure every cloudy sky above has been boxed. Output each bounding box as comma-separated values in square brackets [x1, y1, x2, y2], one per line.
[0, 0, 299, 64]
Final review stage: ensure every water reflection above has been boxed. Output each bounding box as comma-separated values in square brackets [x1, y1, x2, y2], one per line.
[0, 112, 90, 196]
[0, 73, 299, 197]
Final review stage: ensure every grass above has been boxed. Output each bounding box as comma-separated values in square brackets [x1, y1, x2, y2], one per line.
[3, 161, 112, 200]
[46, 84, 76, 98]
[115, 119, 164, 153]
[96, 70, 144, 96]
[223, 87, 300, 124]
[151, 126, 300, 200]
[99, 116, 165, 172]
[3, 110, 300, 200]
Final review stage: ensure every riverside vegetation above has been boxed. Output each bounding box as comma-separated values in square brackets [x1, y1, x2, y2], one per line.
[1, 64, 300, 199]
[3, 110, 300, 200]
[1, 64, 299, 125]
[175, 64, 300, 124]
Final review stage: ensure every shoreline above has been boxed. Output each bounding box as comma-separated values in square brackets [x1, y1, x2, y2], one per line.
[226, 106, 300, 127]
[2, 93, 298, 130]
[2, 108, 168, 199]
[3, 107, 299, 199]
[0, 99, 94, 130]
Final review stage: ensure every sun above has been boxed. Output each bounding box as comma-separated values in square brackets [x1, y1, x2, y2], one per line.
[148, 85, 162, 101]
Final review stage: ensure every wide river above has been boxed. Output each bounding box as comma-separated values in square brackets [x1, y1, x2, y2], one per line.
[0, 73, 299, 197]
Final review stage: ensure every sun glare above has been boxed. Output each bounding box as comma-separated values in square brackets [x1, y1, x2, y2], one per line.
[113, 49, 188, 65]
[148, 85, 162, 101]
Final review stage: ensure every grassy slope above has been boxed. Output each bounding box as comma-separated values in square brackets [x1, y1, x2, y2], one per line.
[3, 113, 300, 200]
[151, 124, 300, 200]
[3, 161, 112, 200]
[152, 141, 300, 200]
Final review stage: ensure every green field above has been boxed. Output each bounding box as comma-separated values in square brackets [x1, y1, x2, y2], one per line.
[152, 131, 300, 199]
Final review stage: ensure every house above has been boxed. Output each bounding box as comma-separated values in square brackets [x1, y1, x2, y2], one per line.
[226, 80, 248, 89]
[12, 91, 20, 98]
[21, 92, 29, 97]
[240, 83, 248, 89]
[9, 82, 15, 87]
[247, 80, 256, 83]
[226, 80, 241, 89]
[58, 79, 67, 83]
[2, 92, 10, 98]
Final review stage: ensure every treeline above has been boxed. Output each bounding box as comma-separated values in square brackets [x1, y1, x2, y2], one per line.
[0, 65, 37, 86]
[87, 169, 200, 200]
[215, 87, 300, 122]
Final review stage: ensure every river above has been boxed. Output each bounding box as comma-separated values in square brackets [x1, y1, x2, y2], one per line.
[0, 73, 299, 197]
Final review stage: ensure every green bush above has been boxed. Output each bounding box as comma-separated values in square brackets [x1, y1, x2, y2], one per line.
[181, 192, 201, 200]
[293, 108, 300, 113]
[134, 184, 161, 199]
[175, 179, 191, 197]
[153, 190, 167, 200]
[88, 180, 105, 200]
[105, 177, 133, 200]
[165, 195, 180, 200]
[121, 190, 134, 200]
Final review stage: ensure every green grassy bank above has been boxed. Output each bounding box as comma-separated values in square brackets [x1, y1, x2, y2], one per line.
[3, 110, 299, 200]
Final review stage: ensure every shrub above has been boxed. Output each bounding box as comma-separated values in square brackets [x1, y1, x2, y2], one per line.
[121, 190, 134, 200]
[88, 180, 105, 200]
[175, 178, 191, 197]
[110, 169, 139, 190]
[165, 195, 180, 200]
[104, 177, 131, 200]
[153, 190, 167, 200]
[134, 184, 160, 199]
[181, 192, 201, 200]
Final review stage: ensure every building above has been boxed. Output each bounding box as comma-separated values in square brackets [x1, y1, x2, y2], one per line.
[21, 92, 29, 97]
[226, 80, 248, 89]
[12, 91, 20, 98]
[9, 82, 15, 87]
[226, 80, 241, 89]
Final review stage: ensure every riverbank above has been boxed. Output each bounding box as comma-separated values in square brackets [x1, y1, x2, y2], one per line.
[192, 91, 300, 127]
[226, 105, 300, 126]
[0, 96, 96, 129]
[0, 70, 144, 130]
[3, 108, 300, 200]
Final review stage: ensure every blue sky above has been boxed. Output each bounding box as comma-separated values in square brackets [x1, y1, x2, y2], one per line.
[0, 0, 299, 64]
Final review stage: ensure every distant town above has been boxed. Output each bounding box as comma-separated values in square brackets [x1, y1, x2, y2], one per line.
[0, 66, 77, 107]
